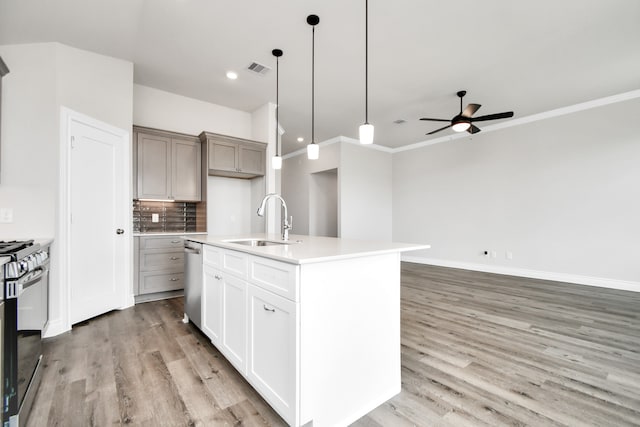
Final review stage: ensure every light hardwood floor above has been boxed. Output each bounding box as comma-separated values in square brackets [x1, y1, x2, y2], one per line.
[27, 263, 640, 426]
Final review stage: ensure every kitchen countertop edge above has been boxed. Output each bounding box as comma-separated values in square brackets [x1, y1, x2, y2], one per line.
[185, 234, 430, 265]
[134, 232, 208, 237]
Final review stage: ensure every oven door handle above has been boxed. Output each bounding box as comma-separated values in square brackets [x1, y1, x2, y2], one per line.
[21, 267, 47, 290]
[7, 266, 47, 298]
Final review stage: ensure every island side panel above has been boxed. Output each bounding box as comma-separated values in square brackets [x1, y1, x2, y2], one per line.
[299, 252, 401, 427]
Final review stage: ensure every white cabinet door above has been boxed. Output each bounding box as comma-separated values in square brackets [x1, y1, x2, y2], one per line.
[202, 265, 222, 345]
[247, 284, 298, 424]
[222, 274, 247, 373]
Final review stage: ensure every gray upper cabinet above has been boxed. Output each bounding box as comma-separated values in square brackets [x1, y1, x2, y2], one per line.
[172, 139, 201, 201]
[135, 127, 202, 201]
[200, 132, 266, 179]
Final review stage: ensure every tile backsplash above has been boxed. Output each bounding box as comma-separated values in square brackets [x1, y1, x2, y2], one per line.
[133, 200, 198, 233]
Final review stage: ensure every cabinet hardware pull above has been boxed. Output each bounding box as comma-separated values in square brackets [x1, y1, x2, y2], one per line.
[171, 240, 181, 243]
[263, 305, 275, 312]
[170, 257, 179, 260]
[170, 278, 178, 281]
[214, 275, 222, 280]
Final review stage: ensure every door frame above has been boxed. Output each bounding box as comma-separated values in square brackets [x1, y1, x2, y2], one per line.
[53, 107, 133, 336]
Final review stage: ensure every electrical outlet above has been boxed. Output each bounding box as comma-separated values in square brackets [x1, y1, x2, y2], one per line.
[0, 208, 14, 223]
[491, 251, 497, 258]
[151, 213, 159, 223]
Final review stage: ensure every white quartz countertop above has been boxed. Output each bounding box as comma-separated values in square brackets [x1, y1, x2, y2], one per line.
[185, 233, 430, 265]
[133, 232, 208, 237]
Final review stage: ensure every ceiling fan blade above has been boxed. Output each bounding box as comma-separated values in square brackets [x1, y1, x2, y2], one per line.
[467, 124, 481, 134]
[420, 117, 450, 122]
[471, 111, 514, 122]
[427, 124, 451, 135]
[462, 103, 481, 117]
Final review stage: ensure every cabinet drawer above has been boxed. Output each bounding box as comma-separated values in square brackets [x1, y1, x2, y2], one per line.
[249, 256, 298, 301]
[139, 236, 185, 250]
[140, 249, 184, 271]
[222, 249, 248, 279]
[139, 271, 184, 294]
[204, 245, 221, 267]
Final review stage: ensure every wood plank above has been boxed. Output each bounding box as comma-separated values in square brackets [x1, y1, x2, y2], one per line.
[26, 262, 640, 426]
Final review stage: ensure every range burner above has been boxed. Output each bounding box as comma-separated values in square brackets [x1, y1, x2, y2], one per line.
[0, 240, 35, 256]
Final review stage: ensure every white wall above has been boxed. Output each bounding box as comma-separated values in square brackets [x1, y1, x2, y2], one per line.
[282, 142, 340, 236]
[309, 169, 338, 237]
[281, 139, 393, 240]
[0, 42, 134, 335]
[340, 142, 393, 241]
[394, 97, 640, 288]
[250, 103, 273, 234]
[133, 84, 251, 138]
[0, 44, 58, 239]
[206, 176, 252, 236]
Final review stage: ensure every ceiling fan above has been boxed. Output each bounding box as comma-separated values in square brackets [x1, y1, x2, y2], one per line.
[420, 90, 514, 135]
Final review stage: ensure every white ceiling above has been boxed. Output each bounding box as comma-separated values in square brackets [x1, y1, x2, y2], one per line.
[1, 0, 639, 154]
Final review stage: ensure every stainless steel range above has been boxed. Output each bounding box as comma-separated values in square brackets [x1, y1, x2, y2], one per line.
[1, 240, 49, 427]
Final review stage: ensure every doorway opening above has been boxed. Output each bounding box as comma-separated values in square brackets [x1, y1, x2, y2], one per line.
[309, 168, 338, 237]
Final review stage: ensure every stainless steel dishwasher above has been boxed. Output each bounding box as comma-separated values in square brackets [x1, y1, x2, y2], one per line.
[183, 241, 203, 328]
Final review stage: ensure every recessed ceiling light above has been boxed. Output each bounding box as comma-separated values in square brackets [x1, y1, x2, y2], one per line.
[297, 137, 304, 142]
[226, 71, 238, 80]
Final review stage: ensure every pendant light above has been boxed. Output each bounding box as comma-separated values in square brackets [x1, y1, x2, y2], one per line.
[272, 48, 283, 170]
[307, 14, 320, 160]
[359, 0, 374, 144]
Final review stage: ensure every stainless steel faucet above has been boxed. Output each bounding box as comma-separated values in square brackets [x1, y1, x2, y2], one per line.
[257, 193, 293, 241]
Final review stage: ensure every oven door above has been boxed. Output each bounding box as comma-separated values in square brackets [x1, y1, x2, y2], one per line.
[3, 262, 48, 425]
[0, 299, 4, 425]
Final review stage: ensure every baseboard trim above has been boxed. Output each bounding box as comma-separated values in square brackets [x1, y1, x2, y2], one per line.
[402, 256, 640, 293]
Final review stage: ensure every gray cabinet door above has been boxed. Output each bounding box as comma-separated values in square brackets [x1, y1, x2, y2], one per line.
[239, 144, 265, 175]
[209, 140, 238, 173]
[172, 138, 201, 201]
[137, 132, 171, 199]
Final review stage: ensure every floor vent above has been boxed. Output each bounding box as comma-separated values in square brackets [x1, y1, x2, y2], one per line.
[247, 62, 271, 75]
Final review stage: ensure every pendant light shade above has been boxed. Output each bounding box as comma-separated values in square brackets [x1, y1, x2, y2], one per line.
[359, 123, 374, 144]
[307, 142, 319, 159]
[359, 0, 374, 145]
[272, 155, 282, 169]
[272, 48, 283, 170]
[307, 14, 320, 160]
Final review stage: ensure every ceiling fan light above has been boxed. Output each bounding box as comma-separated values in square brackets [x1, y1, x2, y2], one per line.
[272, 155, 282, 170]
[359, 123, 374, 144]
[307, 143, 319, 160]
[452, 121, 471, 132]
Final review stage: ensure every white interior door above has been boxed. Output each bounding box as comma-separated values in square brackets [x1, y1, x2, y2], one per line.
[69, 118, 128, 324]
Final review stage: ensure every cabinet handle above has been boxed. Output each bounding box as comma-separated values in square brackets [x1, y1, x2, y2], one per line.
[170, 256, 179, 260]
[263, 305, 275, 313]
[171, 240, 181, 243]
[170, 278, 179, 282]
[214, 275, 222, 280]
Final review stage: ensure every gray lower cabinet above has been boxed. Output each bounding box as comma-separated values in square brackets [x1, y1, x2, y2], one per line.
[200, 131, 266, 179]
[135, 127, 202, 201]
[135, 236, 186, 299]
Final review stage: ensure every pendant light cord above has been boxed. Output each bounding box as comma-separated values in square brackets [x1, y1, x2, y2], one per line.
[276, 55, 279, 156]
[312, 25, 315, 144]
[365, 0, 369, 124]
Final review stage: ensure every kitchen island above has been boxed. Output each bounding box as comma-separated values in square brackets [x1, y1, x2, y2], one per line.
[185, 234, 429, 427]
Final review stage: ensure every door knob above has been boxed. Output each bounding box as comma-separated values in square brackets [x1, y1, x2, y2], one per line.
[116, 229, 124, 234]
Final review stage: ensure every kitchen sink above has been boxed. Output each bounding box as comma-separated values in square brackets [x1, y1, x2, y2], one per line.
[224, 239, 296, 247]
